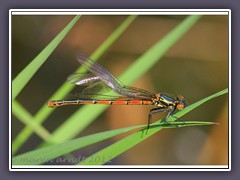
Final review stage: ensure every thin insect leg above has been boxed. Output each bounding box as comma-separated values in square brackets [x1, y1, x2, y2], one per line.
[146, 107, 168, 133]
[162, 107, 180, 127]
[170, 114, 185, 125]
[163, 107, 175, 123]
[164, 106, 185, 126]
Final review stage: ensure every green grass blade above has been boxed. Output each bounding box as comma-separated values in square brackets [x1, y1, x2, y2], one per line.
[91, 15, 138, 60]
[12, 16, 138, 153]
[78, 122, 217, 165]
[12, 15, 81, 154]
[78, 88, 228, 165]
[47, 15, 202, 144]
[12, 125, 143, 165]
[12, 100, 53, 154]
[120, 15, 202, 83]
[12, 88, 227, 165]
[12, 15, 81, 100]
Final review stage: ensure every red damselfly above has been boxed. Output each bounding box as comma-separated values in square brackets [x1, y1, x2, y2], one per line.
[48, 53, 187, 129]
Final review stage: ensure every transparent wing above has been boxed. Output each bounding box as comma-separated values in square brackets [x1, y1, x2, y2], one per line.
[69, 53, 156, 99]
[68, 72, 113, 94]
[67, 72, 100, 85]
[121, 86, 155, 98]
[64, 93, 129, 101]
[76, 53, 124, 90]
[64, 93, 152, 101]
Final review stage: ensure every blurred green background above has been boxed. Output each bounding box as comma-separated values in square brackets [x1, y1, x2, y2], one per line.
[12, 15, 228, 165]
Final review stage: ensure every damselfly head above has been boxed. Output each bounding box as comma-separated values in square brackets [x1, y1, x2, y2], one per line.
[176, 95, 187, 110]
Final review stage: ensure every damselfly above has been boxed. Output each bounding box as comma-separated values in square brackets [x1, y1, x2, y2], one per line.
[48, 53, 187, 129]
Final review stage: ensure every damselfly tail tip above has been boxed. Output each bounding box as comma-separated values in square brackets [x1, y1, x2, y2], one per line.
[48, 101, 56, 108]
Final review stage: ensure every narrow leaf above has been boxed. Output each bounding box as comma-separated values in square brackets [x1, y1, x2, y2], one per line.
[12, 125, 143, 165]
[12, 100, 52, 154]
[12, 15, 81, 100]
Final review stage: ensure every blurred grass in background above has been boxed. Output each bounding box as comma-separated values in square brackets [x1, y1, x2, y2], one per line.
[11, 14, 228, 165]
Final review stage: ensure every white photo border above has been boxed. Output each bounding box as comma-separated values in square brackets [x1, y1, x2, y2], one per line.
[9, 9, 231, 171]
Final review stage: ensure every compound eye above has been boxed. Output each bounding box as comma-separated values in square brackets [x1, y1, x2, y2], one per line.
[177, 103, 185, 110]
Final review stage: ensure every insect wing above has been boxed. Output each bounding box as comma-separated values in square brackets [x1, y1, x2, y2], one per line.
[76, 53, 124, 88]
[67, 72, 100, 85]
